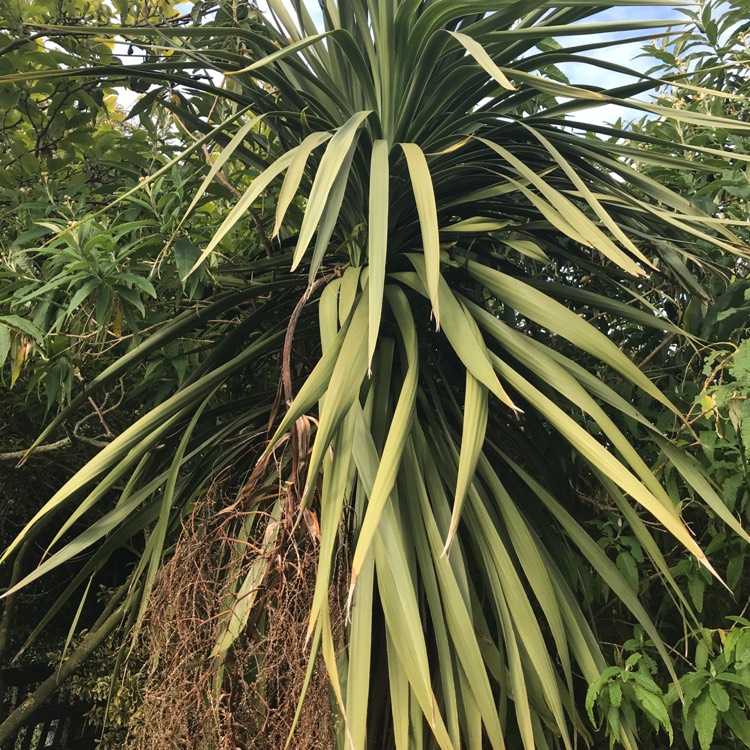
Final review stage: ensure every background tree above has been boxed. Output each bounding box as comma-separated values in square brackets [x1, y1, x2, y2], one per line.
[583, 4, 750, 747]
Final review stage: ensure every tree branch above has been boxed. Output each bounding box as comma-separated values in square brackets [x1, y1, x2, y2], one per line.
[282, 274, 335, 406]
[0, 598, 126, 745]
[0, 541, 31, 661]
[0, 434, 109, 462]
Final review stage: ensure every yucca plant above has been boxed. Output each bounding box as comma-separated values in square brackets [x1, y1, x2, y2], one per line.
[1, 0, 749, 747]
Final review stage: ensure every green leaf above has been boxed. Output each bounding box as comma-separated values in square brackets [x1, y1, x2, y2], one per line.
[213, 500, 281, 658]
[504, 455, 681, 690]
[616, 552, 639, 594]
[2, 327, 282, 566]
[445, 321, 488, 553]
[502, 239, 549, 262]
[723, 702, 750, 746]
[229, 30, 333, 74]
[338, 266, 361, 325]
[694, 691, 718, 750]
[404, 262, 516, 411]
[586, 677, 605, 725]
[351, 287, 418, 580]
[633, 684, 672, 742]
[266, 302, 350, 448]
[477, 138, 646, 276]
[292, 111, 372, 271]
[465, 260, 677, 415]
[657, 438, 750, 545]
[300, 291, 369, 506]
[696, 640, 709, 671]
[274, 131, 333, 236]
[0, 324, 10, 369]
[0, 315, 45, 345]
[443, 217, 516, 233]
[727, 552, 745, 591]
[173, 237, 202, 285]
[306, 407, 356, 639]
[140, 394, 214, 619]
[175, 114, 263, 237]
[351, 408, 453, 749]
[406, 441, 505, 749]
[519, 122, 653, 267]
[736, 634, 750, 669]
[65, 280, 100, 318]
[401, 143, 441, 326]
[189, 150, 297, 277]
[367, 139, 390, 367]
[716, 672, 750, 690]
[344, 497, 375, 750]
[688, 574, 706, 614]
[609, 681, 623, 709]
[708, 681, 730, 713]
[447, 31, 516, 91]
[492, 355, 704, 564]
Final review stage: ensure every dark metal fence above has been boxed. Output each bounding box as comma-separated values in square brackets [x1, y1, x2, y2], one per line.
[0, 665, 96, 750]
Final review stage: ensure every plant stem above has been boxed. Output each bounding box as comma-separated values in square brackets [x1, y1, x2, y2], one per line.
[0, 596, 126, 745]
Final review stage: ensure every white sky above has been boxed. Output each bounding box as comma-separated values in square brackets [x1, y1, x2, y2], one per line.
[556, 6, 684, 124]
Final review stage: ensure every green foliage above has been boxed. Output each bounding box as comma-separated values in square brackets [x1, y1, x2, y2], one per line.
[587, 650, 673, 749]
[1, 0, 127, 237]
[632, 0, 750, 222]
[0, 0, 261, 415]
[48, 599, 144, 750]
[577, 5, 750, 747]
[672, 622, 750, 750]
[588, 621, 750, 750]
[0, 0, 748, 748]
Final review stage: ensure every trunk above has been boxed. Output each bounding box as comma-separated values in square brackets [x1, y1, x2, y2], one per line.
[0, 590, 126, 746]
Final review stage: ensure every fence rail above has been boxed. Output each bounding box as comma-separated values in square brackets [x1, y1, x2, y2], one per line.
[0, 664, 96, 750]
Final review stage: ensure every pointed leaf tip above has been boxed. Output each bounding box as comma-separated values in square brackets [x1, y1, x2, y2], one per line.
[440, 530, 456, 559]
[699, 555, 730, 592]
[346, 574, 358, 623]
